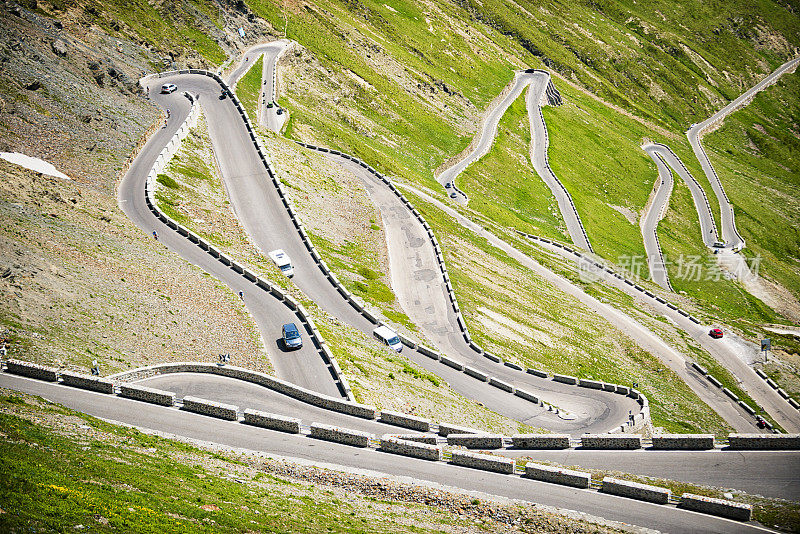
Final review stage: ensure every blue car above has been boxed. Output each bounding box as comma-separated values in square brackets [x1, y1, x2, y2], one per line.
[282, 323, 302, 350]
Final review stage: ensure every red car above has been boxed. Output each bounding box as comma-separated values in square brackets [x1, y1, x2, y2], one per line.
[709, 328, 724, 339]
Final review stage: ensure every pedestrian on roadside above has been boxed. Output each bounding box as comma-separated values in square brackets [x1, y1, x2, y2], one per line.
[238, 291, 243, 300]
[153, 230, 158, 240]
[166, 108, 171, 118]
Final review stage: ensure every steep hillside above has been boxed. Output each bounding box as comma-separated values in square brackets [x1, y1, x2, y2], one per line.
[0, 1, 277, 371]
[257, 0, 799, 334]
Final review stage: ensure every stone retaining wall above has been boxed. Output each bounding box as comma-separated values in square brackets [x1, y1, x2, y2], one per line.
[679, 493, 752, 521]
[310, 423, 373, 448]
[380, 436, 442, 461]
[447, 433, 504, 449]
[601, 477, 670, 504]
[450, 450, 515, 474]
[5, 359, 58, 382]
[511, 434, 570, 449]
[243, 409, 301, 433]
[651, 434, 715, 450]
[581, 434, 642, 449]
[60, 371, 115, 394]
[379, 410, 431, 432]
[727, 433, 800, 450]
[119, 383, 175, 406]
[523, 463, 591, 488]
[182, 395, 239, 421]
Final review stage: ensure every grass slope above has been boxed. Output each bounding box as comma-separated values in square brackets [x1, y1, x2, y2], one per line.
[235, 55, 264, 120]
[457, 93, 569, 242]
[0, 393, 569, 534]
[404, 188, 731, 435]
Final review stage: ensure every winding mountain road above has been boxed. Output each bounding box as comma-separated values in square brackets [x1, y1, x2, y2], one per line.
[118, 82, 342, 399]
[228, 47, 641, 434]
[687, 56, 799, 251]
[434, 70, 592, 252]
[640, 57, 799, 287]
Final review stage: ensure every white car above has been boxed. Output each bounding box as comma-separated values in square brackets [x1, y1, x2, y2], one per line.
[161, 83, 177, 94]
[269, 249, 294, 277]
[373, 325, 403, 352]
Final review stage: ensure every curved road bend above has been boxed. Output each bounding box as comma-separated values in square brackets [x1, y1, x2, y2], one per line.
[687, 57, 800, 250]
[434, 70, 592, 253]
[224, 47, 640, 434]
[643, 143, 719, 247]
[119, 81, 341, 398]
[226, 40, 290, 132]
[398, 183, 766, 433]
[639, 151, 674, 290]
[329, 154, 640, 435]
[435, 71, 533, 207]
[525, 71, 593, 252]
[0, 373, 774, 534]
[527, 238, 800, 433]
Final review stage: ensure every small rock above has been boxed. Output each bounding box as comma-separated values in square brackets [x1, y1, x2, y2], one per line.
[52, 39, 68, 57]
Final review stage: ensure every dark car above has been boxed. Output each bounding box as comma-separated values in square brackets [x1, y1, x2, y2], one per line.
[282, 323, 302, 350]
[709, 328, 723, 339]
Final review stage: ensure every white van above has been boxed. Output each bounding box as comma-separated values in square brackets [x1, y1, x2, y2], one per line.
[373, 325, 402, 352]
[268, 249, 294, 277]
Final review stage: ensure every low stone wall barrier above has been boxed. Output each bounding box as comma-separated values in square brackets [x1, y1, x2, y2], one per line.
[527, 368, 549, 378]
[440, 356, 464, 371]
[379, 410, 431, 432]
[523, 463, 591, 488]
[310, 423, 373, 448]
[447, 433, 504, 449]
[679, 493, 752, 521]
[514, 388, 539, 404]
[450, 450, 515, 474]
[581, 434, 642, 449]
[243, 409, 301, 433]
[651, 434, 715, 450]
[119, 383, 175, 406]
[59, 371, 115, 394]
[601, 477, 671, 504]
[553, 374, 577, 385]
[488, 377, 514, 393]
[578, 379, 603, 390]
[182, 395, 239, 421]
[5, 359, 58, 382]
[464, 366, 489, 381]
[438, 423, 480, 436]
[384, 433, 438, 445]
[380, 436, 442, 461]
[511, 434, 570, 449]
[110, 363, 375, 419]
[727, 433, 800, 450]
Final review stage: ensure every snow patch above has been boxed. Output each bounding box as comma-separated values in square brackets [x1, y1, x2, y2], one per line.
[1, 152, 71, 180]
